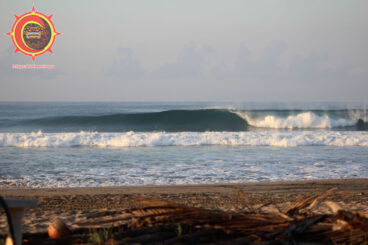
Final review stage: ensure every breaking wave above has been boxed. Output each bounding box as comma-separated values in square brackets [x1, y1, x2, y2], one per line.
[1, 109, 367, 132]
[1, 131, 367, 147]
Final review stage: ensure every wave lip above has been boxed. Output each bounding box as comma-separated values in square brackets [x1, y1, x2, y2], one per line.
[1, 131, 367, 147]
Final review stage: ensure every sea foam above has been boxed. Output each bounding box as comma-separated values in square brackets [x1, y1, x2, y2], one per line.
[0, 130, 367, 147]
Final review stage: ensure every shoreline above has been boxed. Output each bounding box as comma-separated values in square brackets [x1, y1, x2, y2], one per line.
[1, 178, 367, 195]
[1, 178, 368, 234]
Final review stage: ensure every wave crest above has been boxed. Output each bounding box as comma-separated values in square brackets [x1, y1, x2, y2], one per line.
[237, 111, 355, 129]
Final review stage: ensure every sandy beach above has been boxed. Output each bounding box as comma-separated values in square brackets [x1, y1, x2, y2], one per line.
[1, 178, 367, 235]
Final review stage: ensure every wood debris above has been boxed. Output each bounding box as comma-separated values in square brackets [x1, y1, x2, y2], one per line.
[2, 189, 368, 244]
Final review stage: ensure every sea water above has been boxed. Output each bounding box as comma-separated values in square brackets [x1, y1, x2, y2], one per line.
[0, 102, 367, 188]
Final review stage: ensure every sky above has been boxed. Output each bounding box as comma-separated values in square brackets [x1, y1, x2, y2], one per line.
[0, 0, 367, 102]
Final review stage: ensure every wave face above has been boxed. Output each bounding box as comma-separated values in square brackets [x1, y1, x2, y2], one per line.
[15, 109, 247, 132]
[1, 131, 367, 147]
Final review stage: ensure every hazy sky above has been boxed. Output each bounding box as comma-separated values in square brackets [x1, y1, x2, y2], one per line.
[0, 0, 367, 102]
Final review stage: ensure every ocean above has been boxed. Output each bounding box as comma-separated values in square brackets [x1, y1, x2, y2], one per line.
[0, 102, 367, 188]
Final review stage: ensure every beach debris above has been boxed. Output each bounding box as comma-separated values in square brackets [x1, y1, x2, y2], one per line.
[14, 189, 368, 244]
[324, 201, 342, 213]
[284, 187, 339, 216]
[47, 219, 70, 239]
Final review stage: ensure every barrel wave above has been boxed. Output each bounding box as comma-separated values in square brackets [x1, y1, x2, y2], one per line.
[19, 109, 248, 132]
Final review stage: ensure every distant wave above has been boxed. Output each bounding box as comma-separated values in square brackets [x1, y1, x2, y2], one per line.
[1, 131, 367, 147]
[1, 109, 367, 132]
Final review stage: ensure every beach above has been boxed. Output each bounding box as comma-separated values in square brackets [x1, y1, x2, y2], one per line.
[1, 179, 368, 235]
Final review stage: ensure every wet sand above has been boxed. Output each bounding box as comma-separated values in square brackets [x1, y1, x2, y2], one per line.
[1, 179, 368, 234]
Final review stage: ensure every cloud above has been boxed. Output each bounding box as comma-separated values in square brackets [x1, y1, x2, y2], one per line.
[104, 41, 366, 101]
[286, 54, 321, 82]
[233, 41, 287, 80]
[107, 42, 365, 87]
[219, 40, 362, 87]
[152, 42, 208, 79]
[284, 54, 357, 89]
[108, 47, 145, 79]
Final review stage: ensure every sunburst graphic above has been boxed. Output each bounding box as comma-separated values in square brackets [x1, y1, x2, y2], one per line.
[6, 5, 61, 61]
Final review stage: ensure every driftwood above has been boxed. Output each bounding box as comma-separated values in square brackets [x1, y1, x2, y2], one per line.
[8, 188, 368, 244]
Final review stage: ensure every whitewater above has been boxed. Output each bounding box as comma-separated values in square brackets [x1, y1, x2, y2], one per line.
[236, 111, 357, 129]
[1, 130, 367, 147]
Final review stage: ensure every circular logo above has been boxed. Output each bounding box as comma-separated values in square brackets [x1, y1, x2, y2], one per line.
[7, 6, 60, 61]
